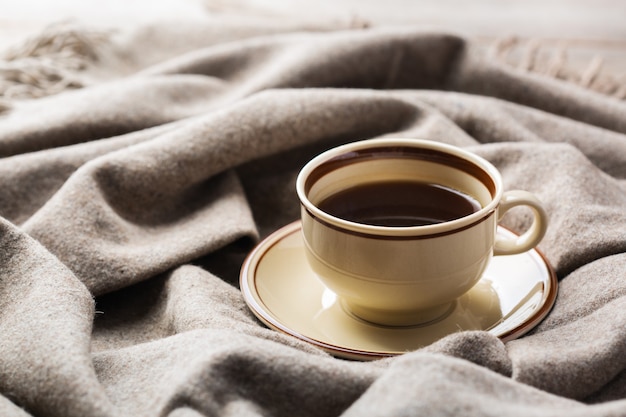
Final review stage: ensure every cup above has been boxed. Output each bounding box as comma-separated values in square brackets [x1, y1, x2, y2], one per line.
[296, 138, 548, 326]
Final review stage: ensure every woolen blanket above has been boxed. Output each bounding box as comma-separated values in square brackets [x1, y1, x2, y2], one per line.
[0, 16, 625, 417]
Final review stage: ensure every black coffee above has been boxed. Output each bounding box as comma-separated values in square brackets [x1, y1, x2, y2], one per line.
[318, 181, 481, 227]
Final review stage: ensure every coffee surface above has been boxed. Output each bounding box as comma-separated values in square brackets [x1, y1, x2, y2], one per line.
[318, 181, 481, 227]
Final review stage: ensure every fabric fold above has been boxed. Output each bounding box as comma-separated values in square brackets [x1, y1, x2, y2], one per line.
[0, 218, 116, 417]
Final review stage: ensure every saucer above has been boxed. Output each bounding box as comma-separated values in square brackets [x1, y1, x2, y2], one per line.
[240, 221, 557, 360]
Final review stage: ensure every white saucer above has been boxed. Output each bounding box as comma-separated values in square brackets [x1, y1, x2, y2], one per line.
[240, 221, 557, 360]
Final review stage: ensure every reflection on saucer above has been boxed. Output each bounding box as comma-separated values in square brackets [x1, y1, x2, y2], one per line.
[311, 279, 503, 353]
[240, 221, 557, 361]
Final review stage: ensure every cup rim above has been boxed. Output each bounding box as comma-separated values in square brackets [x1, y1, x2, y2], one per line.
[296, 138, 504, 237]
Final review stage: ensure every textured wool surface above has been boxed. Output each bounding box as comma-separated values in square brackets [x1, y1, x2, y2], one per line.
[0, 16, 625, 417]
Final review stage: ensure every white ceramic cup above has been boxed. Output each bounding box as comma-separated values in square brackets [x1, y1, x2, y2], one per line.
[296, 138, 548, 326]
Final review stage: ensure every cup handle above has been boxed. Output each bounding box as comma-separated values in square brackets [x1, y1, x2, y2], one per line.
[493, 190, 548, 256]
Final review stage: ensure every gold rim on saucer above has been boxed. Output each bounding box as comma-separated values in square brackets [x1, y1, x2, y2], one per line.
[240, 221, 558, 361]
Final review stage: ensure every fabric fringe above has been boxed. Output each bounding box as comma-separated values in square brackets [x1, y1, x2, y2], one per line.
[1, 22, 624, 114]
[0, 21, 110, 110]
[490, 36, 626, 100]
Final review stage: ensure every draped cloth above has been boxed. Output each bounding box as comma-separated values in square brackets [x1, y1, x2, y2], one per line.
[0, 17, 625, 417]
